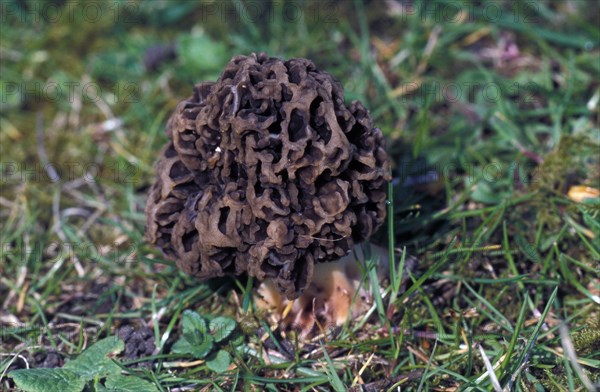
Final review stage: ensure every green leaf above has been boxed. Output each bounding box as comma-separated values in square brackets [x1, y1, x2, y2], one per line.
[9, 368, 86, 392]
[104, 374, 160, 392]
[172, 332, 214, 359]
[8, 337, 126, 392]
[181, 310, 208, 335]
[63, 336, 124, 378]
[209, 316, 236, 343]
[206, 350, 231, 373]
[171, 311, 216, 358]
[190, 332, 214, 358]
[171, 336, 193, 354]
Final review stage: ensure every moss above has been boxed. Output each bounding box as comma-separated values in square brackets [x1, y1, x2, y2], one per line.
[572, 318, 600, 357]
[532, 134, 600, 229]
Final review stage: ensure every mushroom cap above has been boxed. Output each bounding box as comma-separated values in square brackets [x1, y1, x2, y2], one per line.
[145, 53, 390, 299]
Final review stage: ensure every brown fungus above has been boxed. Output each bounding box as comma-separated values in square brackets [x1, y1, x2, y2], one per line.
[145, 53, 390, 299]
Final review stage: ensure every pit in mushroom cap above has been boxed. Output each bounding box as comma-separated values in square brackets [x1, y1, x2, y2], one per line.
[145, 52, 391, 299]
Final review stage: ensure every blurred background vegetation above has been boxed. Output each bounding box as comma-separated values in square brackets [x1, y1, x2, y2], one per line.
[1, 0, 599, 390]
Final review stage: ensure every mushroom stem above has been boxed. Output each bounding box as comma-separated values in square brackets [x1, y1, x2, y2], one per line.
[255, 243, 389, 337]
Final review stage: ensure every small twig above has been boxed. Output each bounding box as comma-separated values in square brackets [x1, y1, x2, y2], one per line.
[162, 359, 205, 368]
[351, 352, 375, 387]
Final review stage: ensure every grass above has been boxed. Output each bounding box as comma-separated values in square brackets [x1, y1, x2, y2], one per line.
[1, 0, 599, 390]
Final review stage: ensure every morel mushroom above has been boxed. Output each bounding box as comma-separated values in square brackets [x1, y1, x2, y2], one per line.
[145, 53, 390, 304]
